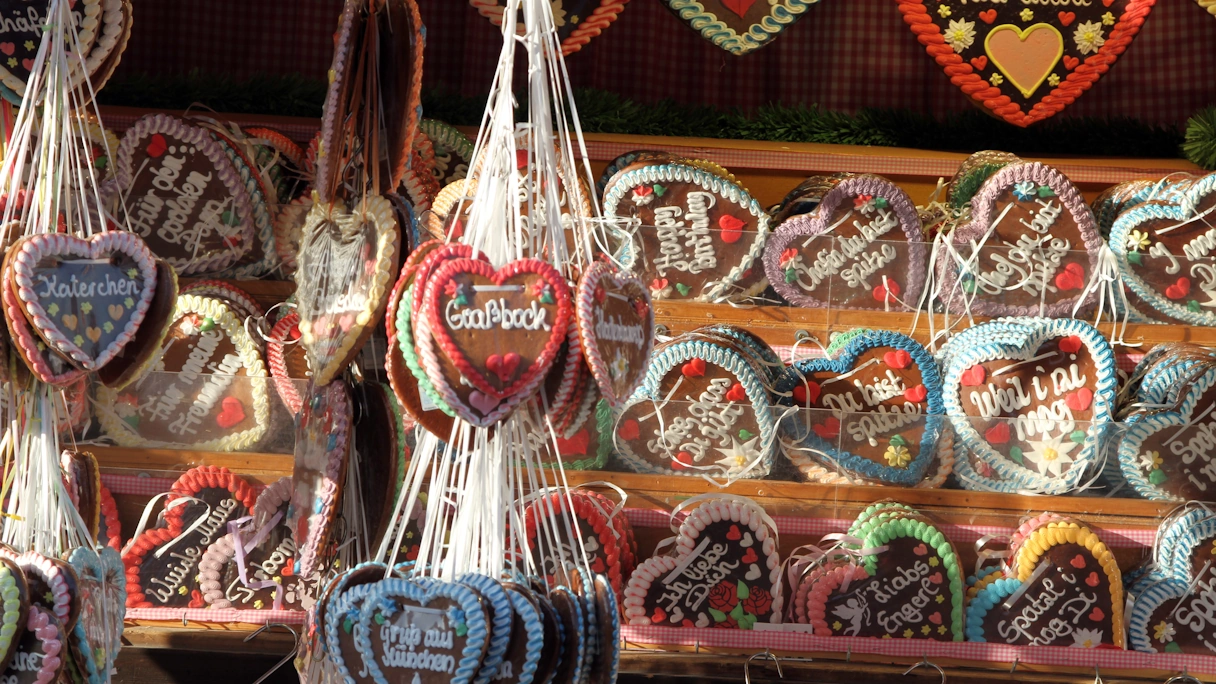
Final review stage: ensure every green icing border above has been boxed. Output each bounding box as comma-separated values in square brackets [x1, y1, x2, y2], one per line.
[862, 517, 965, 642]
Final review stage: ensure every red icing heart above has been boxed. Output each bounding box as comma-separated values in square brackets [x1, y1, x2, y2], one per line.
[145, 133, 167, 158]
[970, 56, 988, 71]
[913, 543, 928, 556]
[188, 589, 205, 609]
[725, 383, 747, 403]
[652, 607, 666, 623]
[1063, 55, 1080, 70]
[929, 612, 943, 625]
[673, 452, 694, 470]
[726, 525, 742, 541]
[1071, 554, 1087, 569]
[1089, 607, 1105, 621]
[682, 619, 694, 628]
[516, 149, 529, 169]
[280, 563, 295, 577]
[742, 548, 759, 564]
[960, 365, 987, 387]
[1066, 388, 1094, 412]
[904, 384, 927, 403]
[793, 380, 821, 406]
[719, 215, 745, 244]
[1102, 0, 1114, 6]
[883, 350, 911, 369]
[812, 416, 840, 439]
[0, 43, 13, 56]
[1166, 277, 1191, 300]
[1058, 11, 1076, 26]
[1054, 262, 1085, 291]
[215, 397, 246, 429]
[1059, 336, 1082, 354]
[978, 9, 997, 23]
[651, 278, 669, 291]
[721, 0, 757, 17]
[682, 358, 707, 378]
[985, 422, 1011, 445]
[872, 279, 900, 302]
[556, 430, 590, 456]
[592, 557, 606, 573]
[1086, 571, 1100, 587]
[486, 352, 522, 383]
[617, 419, 640, 440]
[21, 58, 32, 71]
[928, 572, 943, 585]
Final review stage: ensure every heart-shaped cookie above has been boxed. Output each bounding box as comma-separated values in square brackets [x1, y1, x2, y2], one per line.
[60, 450, 101, 540]
[207, 129, 280, 277]
[1110, 173, 1216, 326]
[623, 496, 781, 629]
[0, 557, 28, 674]
[267, 311, 309, 415]
[115, 114, 255, 274]
[387, 254, 456, 437]
[422, 257, 572, 427]
[273, 195, 312, 275]
[419, 120, 473, 187]
[1128, 510, 1216, 653]
[96, 483, 122, 551]
[521, 490, 634, 597]
[0, 552, 77, 634]
[354, 577, 491, 684]
[805, 505, 964, 640]
[1120, 362, 1216, 501]
[937, 162, 1102, 317]
[296, 196, 400, 386]
[898, 0, 1155, 126]
[764, 174, 927, 311]
[942, 318, 1117, 493]
[966, 518, 1123, 648]
[775, 330, 945, 486]
[496, 585, 546, 684]
[65, 546, 124, 680]
[94, 294, 270, 451]
[0, 0, 100, 98]
[3, 606, 63, 684]
[614, 334, 776, 479]
[470, 0, 629, 55]
[10, 231, 157, 371]
[661, 0, 822, 55]
[96, 259, 177, 390]
[289, 381, 353, 577]
[603, 162, 769, 302]
[576, 261, 653, 407]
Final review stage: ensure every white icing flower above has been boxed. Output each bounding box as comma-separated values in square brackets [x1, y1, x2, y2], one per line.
[944, 19, 976, 54]
[1074, 21, 1106, 56]
[1154, 620, 1176, 643]
[1072, 628, 1103, 649]
[714, 435, 761, 473]
[1022, 433, 1080, 479]
[610, 349, 628, 380]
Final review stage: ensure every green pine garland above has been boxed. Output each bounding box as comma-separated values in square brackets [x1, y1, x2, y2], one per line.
[97, 72, 1215, 165]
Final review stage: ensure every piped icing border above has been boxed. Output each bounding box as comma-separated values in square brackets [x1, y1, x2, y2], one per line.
[663, 0, 822, 56]
[290, 381, 353, 577]
[267, 311, 306, 415]
[503, 585, 545, 684]
[1119, 365, 1216, 501]
[212, 134, 279, 277]
[674, 497, 782, 623]
[576, 260, 653, 408]
[14, 606, 62, 684]
[456, 573, 513, 684]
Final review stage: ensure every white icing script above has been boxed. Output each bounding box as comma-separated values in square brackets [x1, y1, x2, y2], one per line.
[795, 210, 900, 291]
[657, 542, 739, 613]
[1173, 569, 1216, 653]
[995, 570, 1099, 646]
[378, 607, 458, 674]
[130, 152, 230, 248]
[36, 273, 140, 299]
[975, 200, 1071, 296]
[0, 5, 85, 38]
[445, 298, 550, 332]
[594, 308, 644, 347]
[831, 559, 940, 636]
[818, 370, 923, 446]
[147, 498, 239, 602]
[967, 362, 1087, 440]
[648, 377, 746, 464]
[651, 191, 718, 276]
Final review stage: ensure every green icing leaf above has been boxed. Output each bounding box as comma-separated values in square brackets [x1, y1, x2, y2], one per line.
[1070, 430, 1086, 444]
[708, 608, 727, 623]
[1037, 186, 1056, 198]
[889, 435, 908, 448]
[729, 603, 745, 621]
[1009, 446, 1023, 464]
[1150, 469, 1168, 485]
[736, 581, 750, 600]
[1127, 251, 1142, 265]
[675, 283, 691, 296]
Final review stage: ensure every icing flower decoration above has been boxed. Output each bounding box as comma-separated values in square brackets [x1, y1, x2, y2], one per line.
[632, 186, 654, 206]
[550, 0, 566, 28]
[1074, 21, 1106, 56]
[1072, 628, 1103, 649]
[707, 580, 739, 612]
[1101, 11, 1115, 25]
[1140, 449, 1163, 471]
[742, 586, 773, 617]
[1126, 229, 1151, 252]
[779, 248, 799, 267]
[990, 73, 1005, 86]
[937, 4, 951, 18]
[944, 18, 976, 54]
[1013, 181, 1037, 201]
[853, 194, 875, 213]
[610, 349, 629, 380]
[444, 280, 469, 308]
[1019, 8, 1034, 21]
[529, 279, 556, 304]
[884, 445, 912, 469]
[1023, 434, 1080, 478]
[1048, 74, 1061, 87]
[631, 297, 649, 318]
[1155, 621, 1176, 643]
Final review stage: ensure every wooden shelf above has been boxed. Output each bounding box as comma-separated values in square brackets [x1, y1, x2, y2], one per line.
[92, 445, 294, 482]
[122, 624, 296, 655]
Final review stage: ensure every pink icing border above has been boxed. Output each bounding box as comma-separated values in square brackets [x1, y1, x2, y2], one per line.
[0, 549, 74, 634]
[622, 555, 678, 625]
[314, 0, 360, 204]
[267, 312, 305, 415]
[291, 382, 352, 576]
[3, 262, 85, 385]
[19, 606, 62, 684]
[804, 564, 870, 636]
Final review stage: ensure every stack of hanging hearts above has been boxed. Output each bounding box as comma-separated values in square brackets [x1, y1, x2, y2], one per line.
[387, 241, 654, 433]
[1128, 505, 1216, 654]
[318, 565, 620, 684]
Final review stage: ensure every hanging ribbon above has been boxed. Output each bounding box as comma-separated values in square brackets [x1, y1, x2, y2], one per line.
[229, 513, 286, 611]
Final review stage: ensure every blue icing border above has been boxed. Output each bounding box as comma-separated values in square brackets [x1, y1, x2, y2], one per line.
[664, 0, 823, 56]
[553, 586, 587, 684]
[1128, 578, 1189, 653]
[325, 575, 388, 684]
[699, 324, 784, 381]
[72, 621, 101, 684]
[941, 318, 1118, 494]
[456, 573, 514, 684]
[1118, 365, 1216, 501]
[967, 564, 1002, 588]
[774, 330, 943, 486]
[1166, 516, 1216, 583]
[597, 576, 621, 684]
[1154, 508, 1216, 575]
[964, 577, 1020, 642]
[355, 577, 490, 684]
[503, 587, 544, 684]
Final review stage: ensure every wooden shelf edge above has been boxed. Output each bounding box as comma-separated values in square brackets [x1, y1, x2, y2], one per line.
[121, 623, 296, 654]
[92, 445, 294, 481]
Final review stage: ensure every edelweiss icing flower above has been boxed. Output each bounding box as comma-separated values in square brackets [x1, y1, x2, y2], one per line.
[1139, 449, 1163, 471]
[944, 19, 976, 53]
[1023, 434, 1080, 478]
[1126, 229, 1151, 252]
[1074, 21, 1106, 56]
[1013, 181, 1037, 201]
[1072, 628, 1103, 649]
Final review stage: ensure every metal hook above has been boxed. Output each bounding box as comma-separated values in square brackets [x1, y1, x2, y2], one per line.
[1094, 666, 1103, 684]
[744, 650, 784, 684]
[903, 656, 945, 684]
[1164, 674, 1202, 684]
[1009, 658, 1019, 673]
[244, 623, 301, 684]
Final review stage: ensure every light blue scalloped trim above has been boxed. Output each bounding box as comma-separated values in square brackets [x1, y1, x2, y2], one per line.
[951, 440, 1020, 493]
[1154, 508, 1216, 575]
[597, 150, 658, 196]
[504, 588, 544, 684]
[72, 620, 102, 684]
[325, 581, 382, 684]
[967, 565, 1001, 588]
[602, 163, 769, 302]
[554, 587, 587, 684]
[775, 330, 944, 486]
[398, 198, 422, 254]
[456, 573, 514, 684]
[576, 573, 598, 684]
[614, 337, 776, 478]
[599, 576, 621, 684]
[965, 577, 1020, 642]
[863, 516, 964, 641]
[1128, 578, 1189, 653]
[356, 578, 490, 684]
[1166, 517, 1216, 583]
[941, 318, 1118, 494]
[664, 0, 822, 56]
[1109, 173, 1216, 326]
[701, 324, 783, 381]
[1119, 366, 1216, 501]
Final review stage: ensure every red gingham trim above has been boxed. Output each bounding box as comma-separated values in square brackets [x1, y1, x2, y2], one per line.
[124, 607, 305, 625]
[622, 625, 1216, 675]
[101, 474, 177, 497]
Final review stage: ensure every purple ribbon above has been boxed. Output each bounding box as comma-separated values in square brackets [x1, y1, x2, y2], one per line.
[229, 512, 286, 610]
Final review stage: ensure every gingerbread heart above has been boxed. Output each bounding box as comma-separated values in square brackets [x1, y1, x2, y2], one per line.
[267, 311, 309, 415]
[3, 606, 63, 684]
[576, 261, 653, 407]
[1119, 362, 1216, 501]
[60, 450, 101, 540]
[65, 546, 125, 679]
[623, 496, 781, 629]
[1128, 509, 1216, 653]
[115, 114, 255, 274]
[614, 334, 776, 479]
[775, 330, 944, 486]
[96, 484, 122, 551]
[0, 557, 27, 674]
[295, 196, 400, 386]
[289, 381, 353, 577]
[96, 259, 178, 390]
[419, 120, 473, 186]
[0, 0, 100, 97]
[805, 504, 963, 640]
[520, 490, 634, 597]
[10, 231, 157, 371]
[496, 585, 546, 684]
[897, 0, 1155, 126]
[937, 162, 1102, 317]
[94, 294, 270, 452]
[470, 0, 629, 55]
[661, 0, 822, 55]
[1110, 173, 1216, 326]
[603, 162, 769, 303]
[387, 251, 457, 437]
[422, 257, 572, 427]
[764, 174, 927, 311]
[942, 318, 1117, 493]
[967, 518, 1123, 648]
[273, 195, 312, 275]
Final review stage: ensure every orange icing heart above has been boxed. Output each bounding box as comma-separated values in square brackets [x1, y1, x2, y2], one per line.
[985, 23, 1064, 98]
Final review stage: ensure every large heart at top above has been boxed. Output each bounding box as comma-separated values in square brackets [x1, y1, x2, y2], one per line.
[936, 162, 1103, 318]
[763, 174, 926, 311]
[422, 257, 572, 427]
[10, 231, 157, 371]
[896, 0, 1155, 126]
[470, 0, 630, 56]
[662, 0, 822, 56]
[296, 196, 400, 386]
[576, 261, 653, 407]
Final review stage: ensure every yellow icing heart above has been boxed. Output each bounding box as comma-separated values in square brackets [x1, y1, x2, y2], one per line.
[985, 23, 1064, 98]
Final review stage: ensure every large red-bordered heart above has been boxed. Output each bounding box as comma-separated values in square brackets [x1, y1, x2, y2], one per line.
[896, 0, 1155, 126]
[576, 261, 653, 407]
[470, 0, 630, 56]
[422, 257, 572, 427]
[10, 231, 157, 371]
[520, 489, 637, 597]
